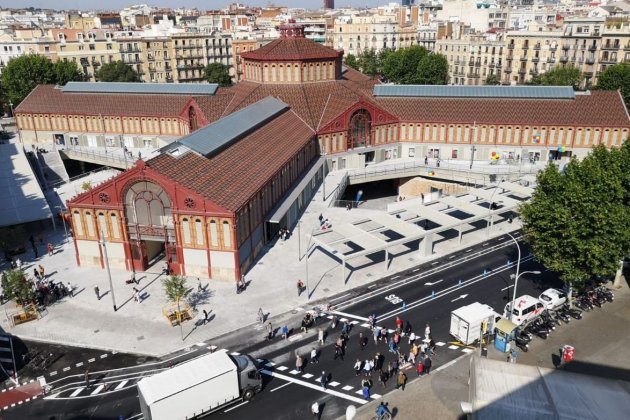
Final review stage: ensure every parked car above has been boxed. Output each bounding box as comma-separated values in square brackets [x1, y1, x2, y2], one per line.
[538, 288, 567, 311]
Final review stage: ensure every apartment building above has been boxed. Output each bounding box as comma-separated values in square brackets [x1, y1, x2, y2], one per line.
[51, 28, 120, 81]
[0, 28, 56, 74]
[437, 33, 505, 85]
[332, 13, 418, 55]
[599, 17, 630, 76]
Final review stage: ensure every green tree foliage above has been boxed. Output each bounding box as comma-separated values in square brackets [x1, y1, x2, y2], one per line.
[52, 60, 83, 85]
[540, 65, 584, 89]
[1, 269, 35, 305]
[484, 74, 501, 85]
[162, 275, 187, 304]
[203, 62, 232, 87]
[2, 55, 55, 105]
[95, 60, 140, 82]
[343, 53, 358, 70]
[416, 53, 449, 85]
[520, 143, 630, 289]
[357, 49, 378, 77]
[596, 63, 630, 109]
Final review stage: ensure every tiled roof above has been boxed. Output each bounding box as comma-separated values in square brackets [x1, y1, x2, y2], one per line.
[15, 84, 193, 118]
[240, 37, 342, 61]
[374, 90, 629, 126]
[146, 110, 315, 212]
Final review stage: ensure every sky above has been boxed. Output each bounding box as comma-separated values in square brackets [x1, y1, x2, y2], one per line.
[9, 0, 387, 11]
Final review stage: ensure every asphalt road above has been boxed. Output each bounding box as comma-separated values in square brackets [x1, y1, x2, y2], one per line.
[5, 233, 563, 420]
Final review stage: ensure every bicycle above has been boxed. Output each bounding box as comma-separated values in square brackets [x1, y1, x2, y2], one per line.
[370, 413, 392, 420]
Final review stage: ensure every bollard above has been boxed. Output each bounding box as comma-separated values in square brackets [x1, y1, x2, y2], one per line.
[402, 301, 406, 309]
[431, 290, 435, 299]
[483, 269, 488, 278]
[458, 279, 462, 287]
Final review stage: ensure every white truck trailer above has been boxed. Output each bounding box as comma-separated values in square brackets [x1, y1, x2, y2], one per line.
[137, 349, 262, 420]
[450, 302, 499, 345]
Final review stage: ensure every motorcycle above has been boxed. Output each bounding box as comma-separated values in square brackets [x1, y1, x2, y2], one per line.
[514, 335, 529, 352]
[525, 320, 549, 339]
[553, 308, 571, 324]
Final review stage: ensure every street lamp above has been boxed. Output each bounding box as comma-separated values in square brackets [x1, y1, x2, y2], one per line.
[322, 152, 327, 202]
[469, 121, 477, 170]
[505, 232, 541, 321]
[54, 203, 68, 242]
[99, 227, 118, 312]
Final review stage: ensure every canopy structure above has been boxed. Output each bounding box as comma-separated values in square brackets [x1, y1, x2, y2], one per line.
[310, 178, 534, 282]
[468, 356, 630, 420]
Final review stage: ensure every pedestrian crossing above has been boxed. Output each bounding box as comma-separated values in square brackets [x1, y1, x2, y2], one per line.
[46, 378, 139, 399]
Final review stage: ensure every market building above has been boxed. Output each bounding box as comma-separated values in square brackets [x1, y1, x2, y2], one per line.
[18, 22, 629, 282]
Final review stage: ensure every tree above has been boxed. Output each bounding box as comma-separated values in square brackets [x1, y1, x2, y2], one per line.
[520, 143, 630, 290]
[540, 65, 584, 90]
[52, 60, 83, 85]
[343, 53, 358, 70]
[203, 62, 231, 87]
[484, 74, 501, 85]
[596, 62, 630, 109]
[163, 275, 187, 304]
[357, 49, 378, 77]
[416, 53, 449, 85]
[1, 55, 55, 105]
[1, 269, 35, 305]
[95, 60, 140, 82]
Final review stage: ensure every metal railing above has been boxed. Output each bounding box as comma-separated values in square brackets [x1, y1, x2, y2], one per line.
[326, 172, 349, 208]
[62, 147, 134, 169]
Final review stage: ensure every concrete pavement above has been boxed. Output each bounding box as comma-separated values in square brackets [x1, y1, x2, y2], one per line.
[344, 279, 630, 420]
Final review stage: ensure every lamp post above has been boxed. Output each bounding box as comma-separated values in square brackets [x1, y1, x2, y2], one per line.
[469, 121, 477, 170]
[99, 227, 118, 312]
[505, 232, 541, 321]
[54, 204, 68, 242]
[322, 152, 327, 202]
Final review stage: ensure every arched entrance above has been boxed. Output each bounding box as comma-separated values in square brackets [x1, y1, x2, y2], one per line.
[347, 109, 372, 150]
[124, 181, 178, 272]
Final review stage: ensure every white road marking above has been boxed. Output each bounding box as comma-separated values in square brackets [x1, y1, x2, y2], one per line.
[360, 323, 370, 328]
[342, 385, 353, 391]
[350, 320, 359, 325]
[391, 276, 400, 280]
[76, 362, 83, 368]
[466, 249, 473, 252]
[302, 373, 314, 379]
[288, 334, 303, 342]
[371, 393, 382, 399]
[195, 342, 206, 347]
[208, 345, 218, 352]
[270, 382, 292, 392]
[328, 381, 340, 387]
[501, 285, 514, 291]
[100, 354, 107, 359]
[448, 345, 459, 350]
[265, 362, 276, 368]
[461, 348, 474, 354]
[412, 269, 420, 272]
[260, 369, 367, 405]
[424, 280, 443, 286]
[340, 318, 348, 322]
[330, 293, 351, 302]
[223, 401, 249, 413]
[435, 342, 446, 347]
[70, 387, 84, 397]
[328, 310, 369, 322]
[114, 380, 129, 390]
[230, 352, 240, 356]
[87, 358, 95, 363]
[90, 385, 104, 395]
[49, 371, 57, 376]
[62, 367, 70, 372]
[289, 370, 300, 375]
[276, 366, 288, 371]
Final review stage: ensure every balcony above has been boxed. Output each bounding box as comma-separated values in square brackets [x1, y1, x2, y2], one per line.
[532, 57, 540, 63]
[530, 68, 538, 76]
[178, 75, 205, 82]
[518, 68, 526, 75]
[504, 67, 512, 73]
[147, 55, 154, 62]
[562, 44, 570, 50]
[119, 47, 141, 53]
[600, 57, 617, 64]
[586, 57, 595, 65]
[584, 71, 593, 77]
[475, 61, 481, 67]
[550, 45, 557, 52]
[534, 43, 541, 50]
[176, 63, 205, 70]
[601, 43, 620, 50]
[489, 62, 495, 68]
[547, 57, 555, 63]
[522, 44, 529, 50]
[589, 44, 597, 52]
[520, 56, 528, 62]
[560, 56, 569, 63]
[507, 43, 515, 49]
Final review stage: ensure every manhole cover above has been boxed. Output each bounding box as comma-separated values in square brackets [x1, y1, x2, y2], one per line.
[323, 288, 330, 292]
[137, 335, 145, 341]
[367, 273, 373, 277]
[408, 258, 415, 261]
[93, 330, 100, 334]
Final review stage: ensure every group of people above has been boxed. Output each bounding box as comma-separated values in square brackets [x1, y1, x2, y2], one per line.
[278, 227, 290, 241]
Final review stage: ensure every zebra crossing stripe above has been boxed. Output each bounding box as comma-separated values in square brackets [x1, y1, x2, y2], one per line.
[90, 385, 104, 395]
[114, 380, 129, 390]
[70, 388, 84, 397]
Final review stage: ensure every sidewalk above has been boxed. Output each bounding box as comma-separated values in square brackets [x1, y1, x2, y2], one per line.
[344, 281, 630, 420]
[1, 171, 522, 357]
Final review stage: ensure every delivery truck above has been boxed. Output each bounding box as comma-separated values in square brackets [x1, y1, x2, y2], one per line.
[137, 349, 262, 420]
[450, 302, 499, 345]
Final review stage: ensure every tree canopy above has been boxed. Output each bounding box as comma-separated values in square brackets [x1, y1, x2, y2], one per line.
[520, 142, 630, 289]
[2, 55, 55, 105]
[53, 60, 83, 85]
[357, 49, 378, 77]
[343, 53, 358, 70]
[525, 65, 584, 89]
[416, 53, 449, 85]
[381, 46, 448, 85]
[203, 62, 232, 86]
[596, 62, 630, 109]
[1, 269, 35, 305]
[95, 60, 140, 82]
[484, 74, 501, 85]
[162, 275, 187, 304]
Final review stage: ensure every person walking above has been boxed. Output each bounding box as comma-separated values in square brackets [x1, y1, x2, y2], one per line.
[354, 359, 362, 376]
[297, 280, 304, 296]
[310, 348, 319, 364]
[202, 309, 209, 325]
[38, 264, 45, 279]
[282, 325, 289, 340]
[363, 359, 373, 377]
[66, 282, 73, 298]
[266, 321, 273, 340]
[425, 322, 431, 340]
[319, 371, 327, 390]
[378, 369, 388, 387]
[94, 286, 100, 300]
[416, 360, 425, 376]
[396, 371, 407, 391]
[257, 308, 264, 324]
[373, 327, 381, 345]
[84, 369, 90, 388]
[47, 243, 54, 256]
[362, 384, 370, 401]
[296, 354, 304, 373]
[318, 328, 325, 345]
[424, 356, 432, 374]
[311, 401, 320, 419]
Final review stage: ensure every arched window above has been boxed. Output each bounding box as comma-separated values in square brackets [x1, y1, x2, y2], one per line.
[347, 109, 372, 149]
[73, 210, 84, 236]
[194, 218, 203, 245]
[223, 221, 231, 248]
[124, 181, 173, 230]
[85, 211, 95, 237]
[98, 212, 108, 238]
[209, 220, 218, 246]
[182, 218, 191, 244]
[110, 213, 120, 239]
[188, 107, 198, 132]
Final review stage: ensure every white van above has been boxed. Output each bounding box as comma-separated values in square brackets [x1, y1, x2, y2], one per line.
[503, 295, 544, 326]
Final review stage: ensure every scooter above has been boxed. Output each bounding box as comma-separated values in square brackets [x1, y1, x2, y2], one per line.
[514, 335, 529, 352]
[553, 308, 571, 324]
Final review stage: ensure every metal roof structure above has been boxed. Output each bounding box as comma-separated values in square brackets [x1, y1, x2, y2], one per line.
[310, 180, 535, 281]
[373, 85, 576, 99]
[163, 96, 289, 158]
[62, 82, 219, 96]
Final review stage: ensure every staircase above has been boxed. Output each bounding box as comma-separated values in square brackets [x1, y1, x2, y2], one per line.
[38, 150, 69, 188]
[0, 334, 16, 384]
